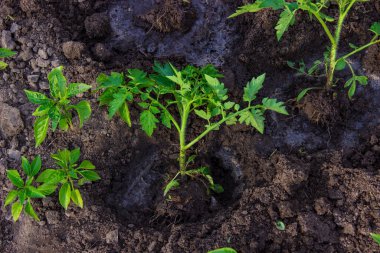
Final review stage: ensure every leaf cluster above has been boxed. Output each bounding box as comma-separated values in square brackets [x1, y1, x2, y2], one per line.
[4, 149, 99, 222]
[0, 48, 16, 70]
[25, 66, 92, 147]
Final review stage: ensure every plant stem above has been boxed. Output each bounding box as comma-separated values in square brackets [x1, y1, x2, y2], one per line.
[179, 106, 190, 175]
[340, 39, 380, 60]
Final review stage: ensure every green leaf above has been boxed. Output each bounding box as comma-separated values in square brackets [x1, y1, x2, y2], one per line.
[11, 201, 23, 222]
[243, 74, 265, 103]
[97, 72, 125, 88]
[67, 83, 91, 97]
[224, 102, 235, 110]
[370, 22, 380, 36]
[160, 110, 171, 129]
[208, 247, 237, 253]
[262, 98, 288, 115]
[275, 8, 296, 41]
[119, 102, 132, 127]
[140, 110, 159, 136]
[229, 0, 285, 18]
[48, 106, 61, 132]
[26, 186, 45, 198]
[239, 109, 265, 134]
[275, 220, 286, 231]
[25, 200, 40, 221]
[335, 59, 346, 71]
[348, 82, 356, 99]
[74, 100, 91, 128]
[296, 87, 318, 102]
[71, 189, 84, 208]
[36, 169, 59, 183]
[37, 183, 58, 195]
[59, 183, 71, 209]
[30, 155, 42, 177]
[210, 184, 224, 193]
[7, 170, 24, 188]
[0, 48, 16, 58]
[164, 179, 179, 196]
[370, 233, 380, 245]
[48, 66, 67, 99]
[59, 118, 69, 131]
[32, 104, 52, 117]
[79, 170, 101, 181]
[78, 160, 95, 170]
[34, 115, 50, 147]
[194, 109, 211, 120]
[4, 190, 18, 207]
[205, 75, 228, 101]
[0, 61, 8, 70]
[24, 90, 50, 105]
[70, 148, 81, 164]
[18, 189, 27, 204]
[21, 157, 31, 176]
[108, 89, 131, 118]
[128, 69, 153, 87]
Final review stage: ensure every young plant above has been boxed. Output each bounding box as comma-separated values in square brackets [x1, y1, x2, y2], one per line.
[371, 233, 380, 246]
[230, 0, 380, 99]
[24, 66, 92, 147]
[36, 148, 100, 209]
[4, 156, 50, 222]
[97, 62, 288, 196]
[208, 248, 238, 253]
[0, 48, 16, 70]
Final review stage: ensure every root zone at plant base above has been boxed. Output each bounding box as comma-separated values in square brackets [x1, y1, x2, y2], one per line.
[0, 0, 380, 252]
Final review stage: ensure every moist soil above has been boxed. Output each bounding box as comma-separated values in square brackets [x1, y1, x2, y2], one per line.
[0, 0, 380, 252]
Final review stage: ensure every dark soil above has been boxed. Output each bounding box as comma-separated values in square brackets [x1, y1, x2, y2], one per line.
[0, 0, 380, 252]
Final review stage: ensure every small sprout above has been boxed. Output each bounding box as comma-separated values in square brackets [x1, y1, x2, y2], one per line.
[371, 233, 380, 245]
[275, 220, 286, 231]
[208, 248, 238, 253]
[25, 66, 92, 147]
[0, 48, 16, 70]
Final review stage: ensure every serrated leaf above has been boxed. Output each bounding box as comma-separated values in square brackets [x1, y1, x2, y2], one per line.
[370, 22, 380, 36]
[71, 189, 84, 208]
[276, 8, 296, 41]
[4, 190, 18, 207]
[97, 72, 124, 88]
[164, 179, 179, 196]
[34, 115, 50, 147]
[229, 0, 285, 18]
[128, 69, 153, 87]
[243, 74, 265, 103]
[370, 233, 380, 245]
[0, 48, 16, 58]
[78, 160, 95, 170]
[26, 186, 45, 198]
[108, 89, 132, 118]
[262, 98, 288, 115]
[74, 100, 91, 128]
[25, 200, 40, 221]
[67, 83, 91, 98]
[119, 102, 132, 127]
[79, 170, 100, 181]
[205, 75, 228, 101]
[160, 111, 171, 129]
[48, 66, 67, 99]
[24, 90, 50, 105]
[140, 110, 159, 136]
[195, 109, 211, 120]
[7, 170, 24, 188]
[30, 155, 42, 177]
[11, 201, 23, 222]
[239, 109, 265, 134]
[224, 102, 235, 110]
[59, 183, 71, 209]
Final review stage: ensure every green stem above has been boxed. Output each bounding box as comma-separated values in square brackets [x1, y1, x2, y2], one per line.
[184, 106, 256, 150]
[340, 39, 380, 60]
[179, 106, 190, 175]
[313, 12, 336, 45]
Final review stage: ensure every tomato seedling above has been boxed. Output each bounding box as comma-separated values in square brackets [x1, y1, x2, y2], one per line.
[230, 0, 380, 99]
[97, 63, 288, 196]
[25, 66, 92, 147]
[36, 148, 100, 209]
[0, 47, 16, 70]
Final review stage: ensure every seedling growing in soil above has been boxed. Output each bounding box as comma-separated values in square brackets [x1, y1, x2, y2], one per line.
[0, 48, 16, 70]
[97, 63, 288, 196]
[25, 66, 92, 147]
[208, 248, 238, 253]
[230, 0, 380, 99]
[371, 233, 380, 245]
[4, 156, 48, 222]
[36, 148, 100, 209]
